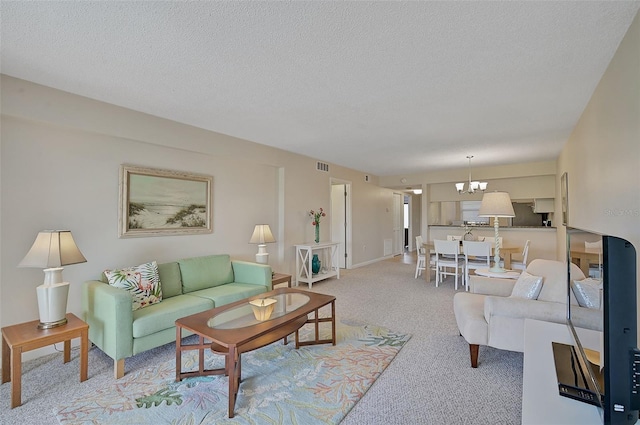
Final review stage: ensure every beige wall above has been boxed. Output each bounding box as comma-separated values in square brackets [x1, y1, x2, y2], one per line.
[556, 11, 640, 298]
[0, 75, 397, 360]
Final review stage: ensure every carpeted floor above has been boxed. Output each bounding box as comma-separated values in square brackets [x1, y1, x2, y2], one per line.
[56, 319, 410, 424]
[0, 255, 523, 424]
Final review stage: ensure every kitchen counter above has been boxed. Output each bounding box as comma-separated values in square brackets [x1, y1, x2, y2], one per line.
[429, 225, 556, 230]
[427, 225, 558, 261]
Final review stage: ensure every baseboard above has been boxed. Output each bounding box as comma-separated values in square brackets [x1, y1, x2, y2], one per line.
[350, 255, 394, 269]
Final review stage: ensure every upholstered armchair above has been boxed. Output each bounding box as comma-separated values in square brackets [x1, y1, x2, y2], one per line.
[453, 259, 602, 367]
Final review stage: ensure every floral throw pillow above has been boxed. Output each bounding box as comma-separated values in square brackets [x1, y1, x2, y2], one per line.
[104, 261, 163, 311]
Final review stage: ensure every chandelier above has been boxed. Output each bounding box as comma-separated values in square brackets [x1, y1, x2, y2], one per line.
[455, 155, 487, 194]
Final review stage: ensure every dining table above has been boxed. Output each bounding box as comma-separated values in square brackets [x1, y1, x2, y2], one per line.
[423, 242, 521, 272]
[569, 247, 601, 277]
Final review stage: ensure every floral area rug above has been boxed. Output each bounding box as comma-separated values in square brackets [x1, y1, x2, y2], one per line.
[56, 319, 411, 424]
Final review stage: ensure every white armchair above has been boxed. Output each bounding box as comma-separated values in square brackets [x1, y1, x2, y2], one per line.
[453, 259, 602, 367]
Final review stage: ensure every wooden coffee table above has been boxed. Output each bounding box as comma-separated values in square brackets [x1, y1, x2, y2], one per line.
[175, 287, 336, 418]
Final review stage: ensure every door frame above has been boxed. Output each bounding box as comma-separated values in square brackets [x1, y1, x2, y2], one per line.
[330, 178, 352, 269]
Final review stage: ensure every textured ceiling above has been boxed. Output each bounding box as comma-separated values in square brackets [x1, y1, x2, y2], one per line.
[1, 1, 639, 176]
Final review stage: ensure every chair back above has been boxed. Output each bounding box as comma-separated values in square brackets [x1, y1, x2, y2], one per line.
[435, 239, 460, 257]
[415, 235, 426, 256]
[521, 240, 531, 264]
[483, 236, 503, 247]
[585, 240, 602, 250]
[463, 240, 491, 258]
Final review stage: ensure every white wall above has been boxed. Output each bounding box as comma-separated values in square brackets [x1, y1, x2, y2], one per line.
[556, 12, 640, 299]
[0, 76, 397, 361]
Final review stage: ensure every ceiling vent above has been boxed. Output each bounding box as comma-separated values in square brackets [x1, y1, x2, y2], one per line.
[316, 161, 329, 172]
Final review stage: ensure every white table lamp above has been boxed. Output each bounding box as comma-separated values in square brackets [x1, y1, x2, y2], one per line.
[19, 230, 87, 329]
[478, 192, 515, 273]
[249, 224, 276, 264]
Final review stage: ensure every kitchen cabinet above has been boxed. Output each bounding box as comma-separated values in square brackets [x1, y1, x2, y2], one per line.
[533, 198, 554, 213]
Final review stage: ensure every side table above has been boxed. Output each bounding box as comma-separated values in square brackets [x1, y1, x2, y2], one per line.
[474, 268, 521, 279]
[1, 312, 89, 408]
[272, 272, 292, 288]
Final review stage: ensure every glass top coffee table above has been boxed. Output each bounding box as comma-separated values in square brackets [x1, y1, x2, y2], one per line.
[175, 287, 336, 418]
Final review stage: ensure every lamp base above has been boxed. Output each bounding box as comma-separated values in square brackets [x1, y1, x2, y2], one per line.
[255, 244, 269, 264]
[36, 281, 69, 329]
[488, 266, 508, 273]
[38, 317, 68, 330]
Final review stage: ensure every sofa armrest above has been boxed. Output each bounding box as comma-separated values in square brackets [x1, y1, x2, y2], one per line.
[82, 280, 133, 361]
[231, 261, 272, 290]
[484, 296, 567, 324]
[469, 276, 515, 297]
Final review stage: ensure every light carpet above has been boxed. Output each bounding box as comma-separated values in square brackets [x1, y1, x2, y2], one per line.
[55, 319, 410, 424]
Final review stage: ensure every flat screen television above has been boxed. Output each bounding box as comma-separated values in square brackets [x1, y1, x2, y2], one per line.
[562, 228, 639, 424]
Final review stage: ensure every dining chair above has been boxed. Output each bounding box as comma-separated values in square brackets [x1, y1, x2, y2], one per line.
[462, 240, 491, 290]
[482, 236, 503, 247]
[434, 239, 465, 290]
[414, 235, 437, 280]
[585, 240, 603, 279]
[511, 240, 531, 271]
[415, 235, 426, 278]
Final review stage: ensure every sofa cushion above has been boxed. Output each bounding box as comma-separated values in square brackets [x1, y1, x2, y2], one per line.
[104, 261, 163, 311]
[157, 262, 182, 298]
[510, 271, 543, 300]
[571, 278, 602, 309]
[188, 283, 267, 307]
[132, 294, 213, 338]
[179, 255, 234, 293]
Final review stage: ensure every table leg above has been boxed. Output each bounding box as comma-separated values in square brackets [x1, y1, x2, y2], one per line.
[504, 253, 512, 269]
[228, 345, 238, 418]
[63, 339, 71, 363]
[175, 326, 182, 381]
[331, 300, 336, 345]
[1, 334, 9, 384]
[10, 347, 22, 408]
[198, 335, 205, 374]
[80, 328, 88, 382]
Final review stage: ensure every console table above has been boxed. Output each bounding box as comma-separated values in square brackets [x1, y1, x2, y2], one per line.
[522, 319, 602, 424]
[294, 242, 340, 289]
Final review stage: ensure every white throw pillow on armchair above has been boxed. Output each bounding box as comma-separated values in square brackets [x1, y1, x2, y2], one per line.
[571, 278, 603, 309]
[510, 271, 544, 300]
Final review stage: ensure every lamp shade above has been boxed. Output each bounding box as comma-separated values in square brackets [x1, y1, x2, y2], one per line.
[249, 225, 276, 244]
[478, 192, 515, 218]
[19, 230, 87, 268]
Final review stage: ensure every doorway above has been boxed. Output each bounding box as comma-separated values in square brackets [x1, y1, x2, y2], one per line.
[393, 192, 403, 256]
[330, 179, 352, 269]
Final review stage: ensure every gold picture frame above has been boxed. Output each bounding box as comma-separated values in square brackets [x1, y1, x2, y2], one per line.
[118, 165, 213, 238]
[561, 172, 568, 226]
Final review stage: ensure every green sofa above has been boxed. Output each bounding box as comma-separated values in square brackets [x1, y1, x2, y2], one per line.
[82, 254, 272, 378]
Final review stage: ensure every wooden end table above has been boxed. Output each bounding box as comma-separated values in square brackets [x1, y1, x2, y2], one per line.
[271, 272, 292, 288]
[1, 313, 89, 408]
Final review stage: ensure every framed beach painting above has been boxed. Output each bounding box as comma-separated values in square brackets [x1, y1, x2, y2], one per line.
[119, 165, 213, 238]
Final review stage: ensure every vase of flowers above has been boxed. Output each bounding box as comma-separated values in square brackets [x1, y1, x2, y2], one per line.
[309, 208, 326, 243]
